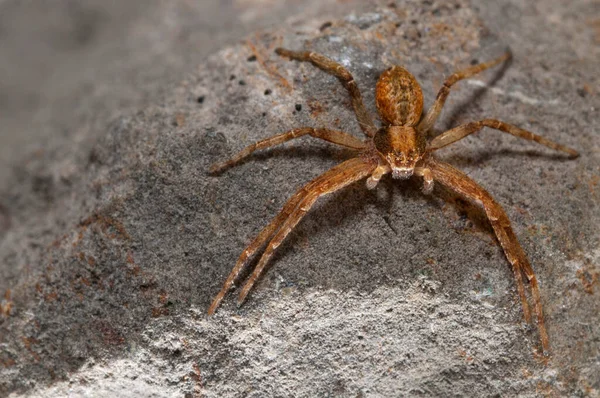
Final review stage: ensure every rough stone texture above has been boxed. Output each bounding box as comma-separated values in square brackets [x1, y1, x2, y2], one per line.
[1, 0, 598, 397]
[0, 0, 371, 185]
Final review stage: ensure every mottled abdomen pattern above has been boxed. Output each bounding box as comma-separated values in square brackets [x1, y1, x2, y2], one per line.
[375, 66, 423, 127]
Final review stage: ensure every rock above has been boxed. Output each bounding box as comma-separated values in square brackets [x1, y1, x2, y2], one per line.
[1, 0, 598, 397]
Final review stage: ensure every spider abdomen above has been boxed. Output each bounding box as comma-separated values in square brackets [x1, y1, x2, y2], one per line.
[375, 66, 423, 127]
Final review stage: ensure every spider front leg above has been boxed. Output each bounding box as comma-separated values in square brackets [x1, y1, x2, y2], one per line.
[418, 52, 511, 133]
[428, 119, 579, 157]
[207, 180, 308, 315]
[209, 157, 376, 314]
[210, 127, 366, 173]
[276, 48, 377, 137]
[365, 164, 391, 190]
[415, 167, 434, 194]
[427, 158, 550, 354]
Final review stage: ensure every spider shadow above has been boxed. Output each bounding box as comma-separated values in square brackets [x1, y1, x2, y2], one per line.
[429, 51, 512, 138]
[230, 160, 379, 293]
[426, 53, 577, 165]
[210, 142, 361, 176]
[442, 147, 576, 168]
[251, 145, 359, 164]
[231, 165, 498, 301]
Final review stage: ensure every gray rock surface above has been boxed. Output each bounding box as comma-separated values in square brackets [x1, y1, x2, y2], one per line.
[0, 0, 371, 185]
[1, 0, 598, 397]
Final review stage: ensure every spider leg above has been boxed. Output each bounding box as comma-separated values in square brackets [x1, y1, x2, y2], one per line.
[276, 48, 377, 137]
[366, 164, 391, 190]
[426, 158, 550, 354]
[418, 52, 511, 133]
[236, 157, 376, 306]
[428, 119, 579, 156]
[208, 157, 375, 314]
[208, 182, 306, 315]
[414, 166, 434, 194]
[210, 127, 366, 173]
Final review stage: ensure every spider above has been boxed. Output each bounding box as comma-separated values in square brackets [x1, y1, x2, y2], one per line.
[207, 47, 578, 354]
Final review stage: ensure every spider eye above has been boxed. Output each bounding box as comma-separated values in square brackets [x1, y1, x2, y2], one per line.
[393, 151, 406, 161]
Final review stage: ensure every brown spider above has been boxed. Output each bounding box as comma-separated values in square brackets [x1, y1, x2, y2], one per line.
[207, 47, 578, 354]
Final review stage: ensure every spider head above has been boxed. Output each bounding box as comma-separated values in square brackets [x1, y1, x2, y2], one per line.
[374, 126, 425, 179]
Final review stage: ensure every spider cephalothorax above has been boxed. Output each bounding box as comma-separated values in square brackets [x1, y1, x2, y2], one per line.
[373, 126, 426, 179]
[207, 46, 578, 355]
